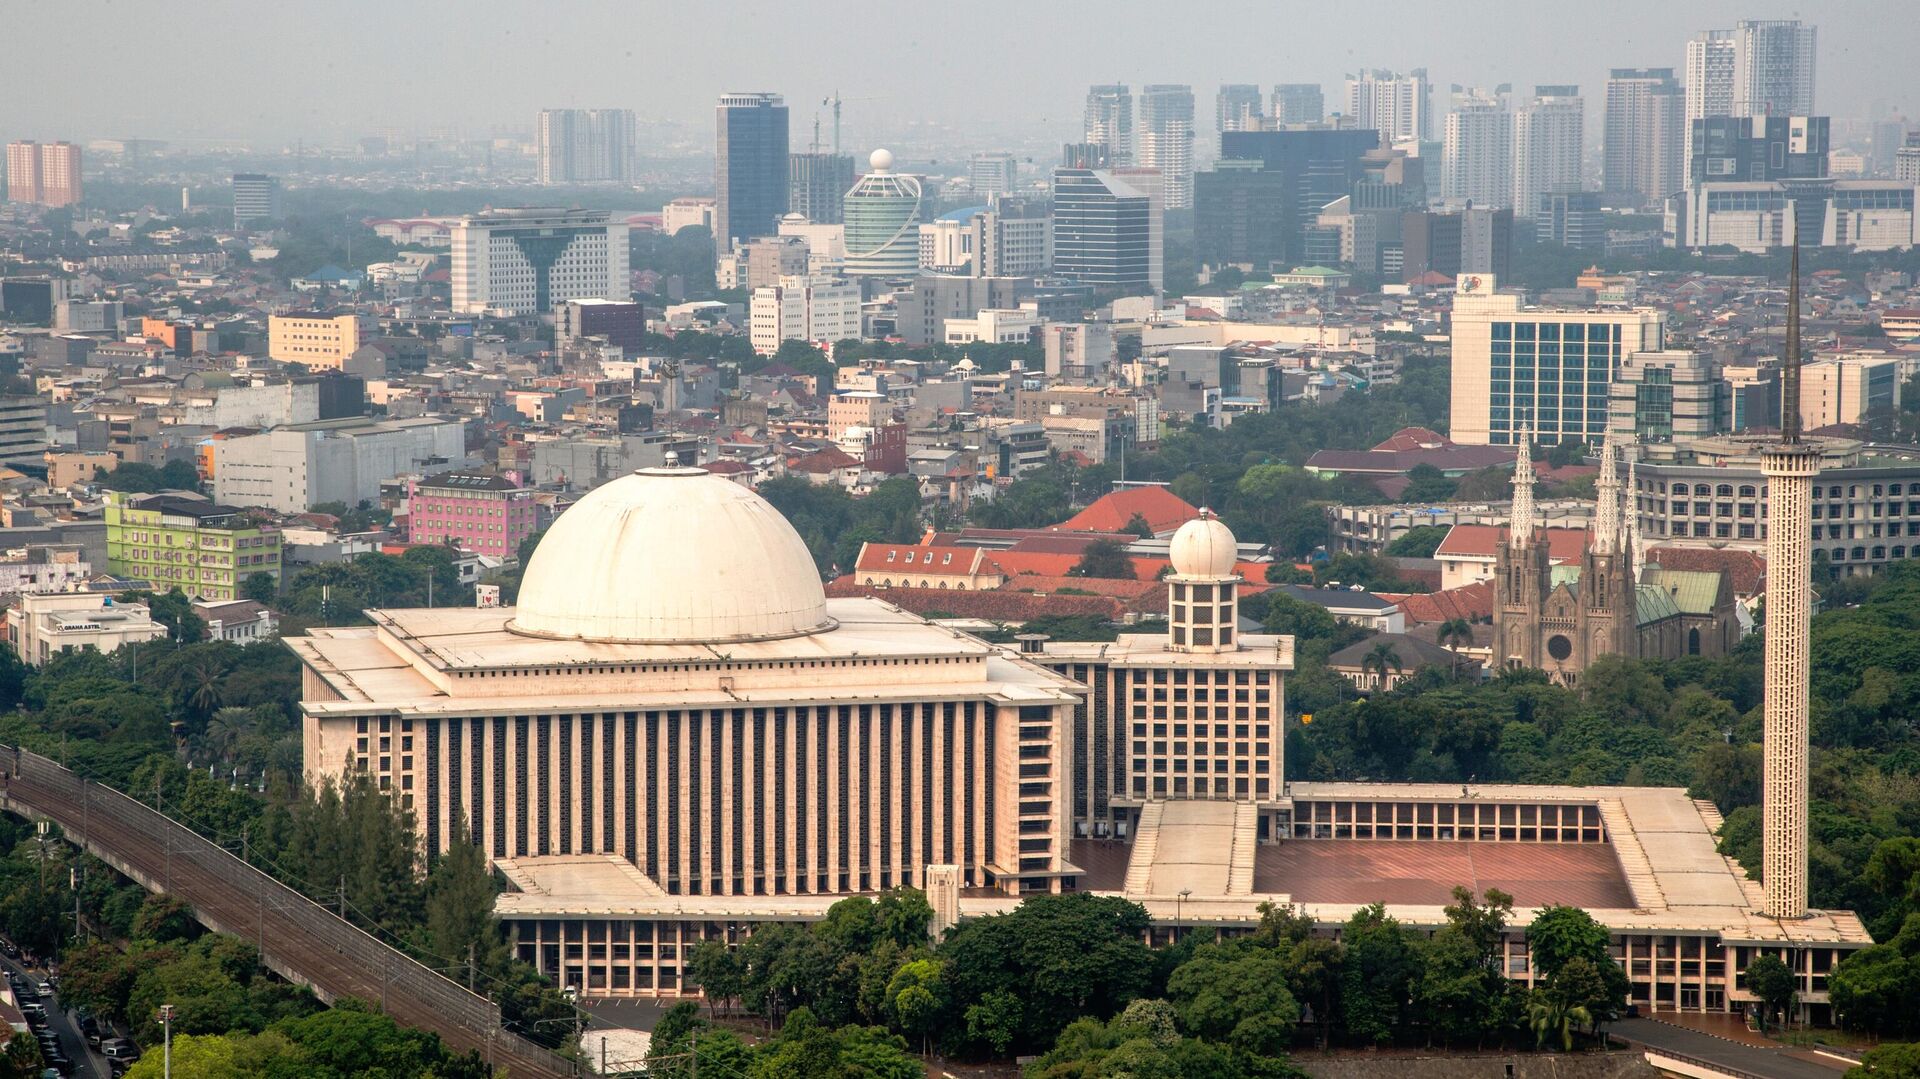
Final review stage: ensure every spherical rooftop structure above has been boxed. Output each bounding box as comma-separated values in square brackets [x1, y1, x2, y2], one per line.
[509, 467, 834, 644]
[1168, 510, 1239, 579]
[869, 147, 895, 172]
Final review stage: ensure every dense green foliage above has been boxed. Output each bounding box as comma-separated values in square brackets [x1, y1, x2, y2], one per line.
[756, 475, 924, 575]
[97, 459, 205, 494]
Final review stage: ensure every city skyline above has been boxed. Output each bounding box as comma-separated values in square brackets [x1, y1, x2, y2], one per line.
[4, 1, 1916, 148]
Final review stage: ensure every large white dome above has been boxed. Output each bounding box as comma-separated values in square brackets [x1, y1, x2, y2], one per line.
[509, 467, 835, 644]
[1168, 510, 1239, 578]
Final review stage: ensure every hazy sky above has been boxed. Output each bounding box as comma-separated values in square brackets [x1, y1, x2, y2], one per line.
[4, 0, 1916, 148]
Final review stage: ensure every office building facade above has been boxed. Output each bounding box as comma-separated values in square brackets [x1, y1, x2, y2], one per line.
[1402, 208, 1511, 283]
[1603, 69, 1685, 208]
[1195, 161, 1291, 271]
[842, 150, 923, 279]
[1607, 350, 1730, 443]
[1686, 20, 1818, 187]
[537, 109, 637, 184]
[0, 397, 49, 470]
[749, 275, 861, 354]
[1052, 169, 1157, 293]
[5, 141, 82, 207]
[450, 208, 629, 315]
[232, 173, 283, 227]
[969, 152, 1019, 198]
[1219, 128, 1380, 266]
[788, 152, 855, 225]
[268, 312, 362, 369]
[715, 92, 791, 255]
[1449, 277, 1666, 446]
[1536, 192, 1605, 249]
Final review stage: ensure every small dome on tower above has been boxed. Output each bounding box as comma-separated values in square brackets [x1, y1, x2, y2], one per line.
[869, 148, 895, 172]
[1168, 510, 1238, 578]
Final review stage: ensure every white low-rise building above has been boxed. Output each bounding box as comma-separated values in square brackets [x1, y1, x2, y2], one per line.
[943, 308, 1040, 345]
[5, 592, 164, 666]
[213, 416, 470, 514]
[194, 599, 279, 644]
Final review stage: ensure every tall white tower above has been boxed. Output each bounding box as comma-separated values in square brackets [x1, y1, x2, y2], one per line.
[1166, 510, 1241, 653]
[1761, 244, 1819, 921]
[1593, 433, 1620, 555]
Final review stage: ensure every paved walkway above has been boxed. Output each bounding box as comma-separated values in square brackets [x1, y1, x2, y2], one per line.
[1614, 1017, 1848, 1079]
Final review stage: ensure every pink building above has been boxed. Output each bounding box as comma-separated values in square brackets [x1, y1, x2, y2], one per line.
[405, 471, 541, 559]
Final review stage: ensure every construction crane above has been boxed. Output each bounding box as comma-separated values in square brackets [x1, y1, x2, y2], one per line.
[820, 91, 881, 157]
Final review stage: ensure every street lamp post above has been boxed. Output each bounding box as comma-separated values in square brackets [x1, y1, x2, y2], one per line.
[1176, 889, 1191, 935]
[159, 1003, 175, 1079]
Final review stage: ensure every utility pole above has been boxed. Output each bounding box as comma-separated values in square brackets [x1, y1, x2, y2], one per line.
[338, 875, 346, 919]
[468, 940, 476, 992]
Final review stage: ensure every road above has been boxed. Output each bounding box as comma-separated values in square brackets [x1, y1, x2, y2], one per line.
[1, 952, 109, 1078]
[1615, 1017, 1848, 1079]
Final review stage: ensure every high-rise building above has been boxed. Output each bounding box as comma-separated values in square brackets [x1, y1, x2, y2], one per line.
[1448, 275, 1666, 446]
[1345, 69, 1431, 147]
[556, 299, 645, 353]
[1138, 85, 1196, 209]
[1761, 249, 1817, 921]
[969, 152, 1019, 198]
[1219, 128, 1380, 265]
[788, 152, 856, 224]
[231, 173, 283, 227]
[1195, 161, 1291, 271]
[1685, 20, 1817, 188]
[1603, 69, 1686, 207]
[842, 149, 923, 279]
[450, 208, 630, 315]
[923, 198, 1050, 278]
[1734, 19, 1817, 118]
[536, 109, 637, 184]
[1052, 168, 1156, 292]
[1898, 132, 1920, 184]
[1443, 89, 1513, 209]
[1216, 85, 1264, 134]
[1270, 84, 1325, 125]
[5, 141, 82, 207]
[1535, 191, 1605, 249]
[1513, 86, 1584, 220]
[1084, 85, 1134, 164]
[1401, 207, 1511, 283]
[715, 92, 791, 255]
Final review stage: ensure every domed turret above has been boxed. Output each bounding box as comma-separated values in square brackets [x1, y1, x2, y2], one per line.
[1169, 510, 1239, 579]
[509, 467, 835, 644]
[1165, 509, 1241, 654]
[869, 147, 895, 172]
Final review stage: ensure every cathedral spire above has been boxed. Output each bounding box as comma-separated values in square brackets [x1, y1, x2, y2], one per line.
[1594, 433, 1619, 555]
[1510, 425, 1536, 545]
[1782, 239, 1803, 446]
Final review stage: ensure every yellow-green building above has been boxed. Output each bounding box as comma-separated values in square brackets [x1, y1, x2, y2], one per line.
[104, 493, 283, 602]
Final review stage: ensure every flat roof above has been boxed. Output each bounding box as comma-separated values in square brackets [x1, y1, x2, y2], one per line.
[489, 782, 1871, 946]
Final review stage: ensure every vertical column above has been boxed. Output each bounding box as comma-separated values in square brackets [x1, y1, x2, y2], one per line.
[827, 706, 842, 890]
[720, 708, 735, 894]
[1761, 452, 1815, 919]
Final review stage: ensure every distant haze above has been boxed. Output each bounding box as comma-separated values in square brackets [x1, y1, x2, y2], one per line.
[3, 0, 1915, 148]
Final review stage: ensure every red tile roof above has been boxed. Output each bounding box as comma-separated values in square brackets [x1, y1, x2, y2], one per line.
[1645, 546, 1766, 596]
[826, 581, 1123, 623]
[1377, 580, 1495, 624]
[1372, 426, 1453, 452]
[1436, 524, 1588, 563]
[854, 543, 998, 577]
[1060, 485, 1199, 535]
[787, 446, 861, 474]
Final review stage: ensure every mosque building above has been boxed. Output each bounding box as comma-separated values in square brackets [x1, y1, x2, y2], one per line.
[292, 462, 1866, 1016]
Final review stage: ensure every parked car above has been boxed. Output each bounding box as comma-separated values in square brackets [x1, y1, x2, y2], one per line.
[34, 982, 51, 999]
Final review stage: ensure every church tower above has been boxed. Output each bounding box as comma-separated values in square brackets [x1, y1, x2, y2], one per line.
[1580, 434, 1638, 661]
[1761, 244, 1819, 920]
[1494, 428, 1552, 669]
[1166, 510, 1241, 653]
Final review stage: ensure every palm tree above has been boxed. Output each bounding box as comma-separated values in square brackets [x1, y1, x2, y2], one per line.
[1528, 994, 1593, 1052]
[199, 706, 256, 767]
[1437, 617, 1474, 678]
[185, 658, 226, 716]
[1359, 642, 1404, 690]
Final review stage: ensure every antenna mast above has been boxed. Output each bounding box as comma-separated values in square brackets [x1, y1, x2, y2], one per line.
[1782, 241, 1803, 445]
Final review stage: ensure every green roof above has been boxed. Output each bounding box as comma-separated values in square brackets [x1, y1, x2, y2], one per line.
[1641, 567, 1723, 615]
[1285, 266, 1346, 277]
[1635, 583, 1682, 626]
[1550, 565, 1582, 589]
